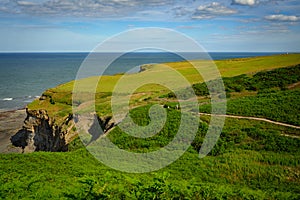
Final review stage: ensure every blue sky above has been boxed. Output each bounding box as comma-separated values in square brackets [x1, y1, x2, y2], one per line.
[0, 0, 299, 52]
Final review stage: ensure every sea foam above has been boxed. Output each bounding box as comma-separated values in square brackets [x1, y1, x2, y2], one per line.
[2, 98, 13, 101]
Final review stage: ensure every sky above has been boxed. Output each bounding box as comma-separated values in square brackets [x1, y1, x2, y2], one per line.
[0, 0, 299, 52]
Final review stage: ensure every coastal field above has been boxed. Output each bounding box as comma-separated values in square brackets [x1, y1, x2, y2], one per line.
[28, 53, 300, 118]
[1, 54, 300, 199]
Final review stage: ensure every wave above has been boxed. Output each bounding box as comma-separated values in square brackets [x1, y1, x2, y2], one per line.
[23, 96, 40, 103]
[0, 95, 38, 110]
[2, 98, 13, 101]
[1, 95, 40, 102]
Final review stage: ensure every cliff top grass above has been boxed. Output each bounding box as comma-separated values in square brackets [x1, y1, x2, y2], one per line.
[2, 54, 300, 199]
[28, 53, 300, 119]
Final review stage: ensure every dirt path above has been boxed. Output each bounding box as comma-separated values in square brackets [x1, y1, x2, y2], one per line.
[199, 112, 300, 130]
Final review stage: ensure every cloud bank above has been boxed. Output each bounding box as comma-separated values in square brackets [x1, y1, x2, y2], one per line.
[265, 14, 299, 22]
[0, 0, 176, 18]
[232, 0, 258, 6]
[192, 2, 237, 20]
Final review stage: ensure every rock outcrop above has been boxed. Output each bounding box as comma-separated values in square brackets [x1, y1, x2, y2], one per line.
[88, 115, 115, 144]
[10, 108, 116, 153]
[11, 108, 75, 153]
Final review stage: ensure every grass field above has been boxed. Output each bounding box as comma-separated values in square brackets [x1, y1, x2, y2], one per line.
[28, 54, 300, 118]
[1, 112, 300, 199]
[1, 53, 300, 199]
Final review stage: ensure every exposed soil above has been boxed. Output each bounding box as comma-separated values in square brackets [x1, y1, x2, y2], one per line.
[0, 109, 26, 153]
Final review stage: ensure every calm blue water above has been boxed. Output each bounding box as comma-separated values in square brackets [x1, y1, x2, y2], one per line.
[0, 52, 281, 110]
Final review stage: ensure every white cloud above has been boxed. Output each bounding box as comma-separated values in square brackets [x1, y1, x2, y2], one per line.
[17, 1, 38, 6]
[0, 0, 178, 18]
[265, 14, 299, 22]
[192, 2, 237, 20]
[232, 0, 258, 6]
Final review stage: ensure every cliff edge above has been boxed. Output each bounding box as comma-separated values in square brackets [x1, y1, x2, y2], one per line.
[11, 108, 75, 153]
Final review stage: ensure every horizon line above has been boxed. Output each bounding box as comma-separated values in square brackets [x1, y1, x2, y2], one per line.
[0, 51, 298, 53]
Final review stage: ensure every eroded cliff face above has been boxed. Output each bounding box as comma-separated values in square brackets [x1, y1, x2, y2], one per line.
[10, 108, 116, 153]
[11, 108, 76, 153]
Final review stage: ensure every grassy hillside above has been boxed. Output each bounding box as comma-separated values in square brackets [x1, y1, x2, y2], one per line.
[28, 54, 300, 119]
[1, 53, 300, 199]
[194, 64, 300, 125]
[1, 110, 300, 199]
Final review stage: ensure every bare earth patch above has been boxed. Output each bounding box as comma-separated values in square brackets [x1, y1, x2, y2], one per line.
[0, 109, 26, 153]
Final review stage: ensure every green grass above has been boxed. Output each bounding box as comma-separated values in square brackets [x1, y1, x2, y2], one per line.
[199, 89, 300, 126]
[2, 54, 300, 199]
[4, 100, 300, 199]
[1, 114, 300, 199]
[28, 54, 300, 119]
[215, 53, 300, 77]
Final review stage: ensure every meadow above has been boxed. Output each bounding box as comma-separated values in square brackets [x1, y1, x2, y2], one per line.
[1, 54, 300, 199]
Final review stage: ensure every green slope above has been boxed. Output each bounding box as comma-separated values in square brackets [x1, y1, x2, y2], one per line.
[1, 54, 300, 199]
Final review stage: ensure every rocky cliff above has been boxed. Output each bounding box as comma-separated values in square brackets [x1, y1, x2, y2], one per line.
[11, 108, 76, 153]
[10, 108, 116, 153]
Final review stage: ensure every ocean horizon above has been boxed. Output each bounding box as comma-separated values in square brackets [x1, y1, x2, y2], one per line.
[0, 52, 288, 110]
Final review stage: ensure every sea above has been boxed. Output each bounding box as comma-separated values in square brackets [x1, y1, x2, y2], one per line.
[0, 52, 282, 111]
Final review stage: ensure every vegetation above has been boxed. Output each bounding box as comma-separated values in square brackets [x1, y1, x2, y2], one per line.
[191, 63, 300, 95]
[1, 54, 300, 199]
[195, 64, 300, 125]
[226, 89, 300, 125]
[28, 54, 300, 118]
[1, 112, 300, 199]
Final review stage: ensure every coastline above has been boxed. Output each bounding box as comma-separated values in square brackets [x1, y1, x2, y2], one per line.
[0, 52, 291, 112]
[1, 53, 300, 153]
[0, 106, 26, 113]
[0, 108, 26, 153]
